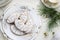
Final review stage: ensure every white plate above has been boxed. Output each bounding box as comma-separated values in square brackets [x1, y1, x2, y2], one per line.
[2, 6, 38, 40]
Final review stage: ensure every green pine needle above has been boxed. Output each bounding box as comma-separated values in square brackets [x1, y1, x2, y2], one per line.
[39, 1, 60, 30]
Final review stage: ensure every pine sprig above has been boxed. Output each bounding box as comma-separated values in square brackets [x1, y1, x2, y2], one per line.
[39, 2, 57, 18]
[48, 13, 60, 30]
[39, 1, 60, 30]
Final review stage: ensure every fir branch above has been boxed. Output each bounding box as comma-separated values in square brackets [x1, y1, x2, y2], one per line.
[39, 1, 60, 30]
[48, 13, 60, 30]
[39, 2, 57, 18]
[48, 17, 57, 30]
